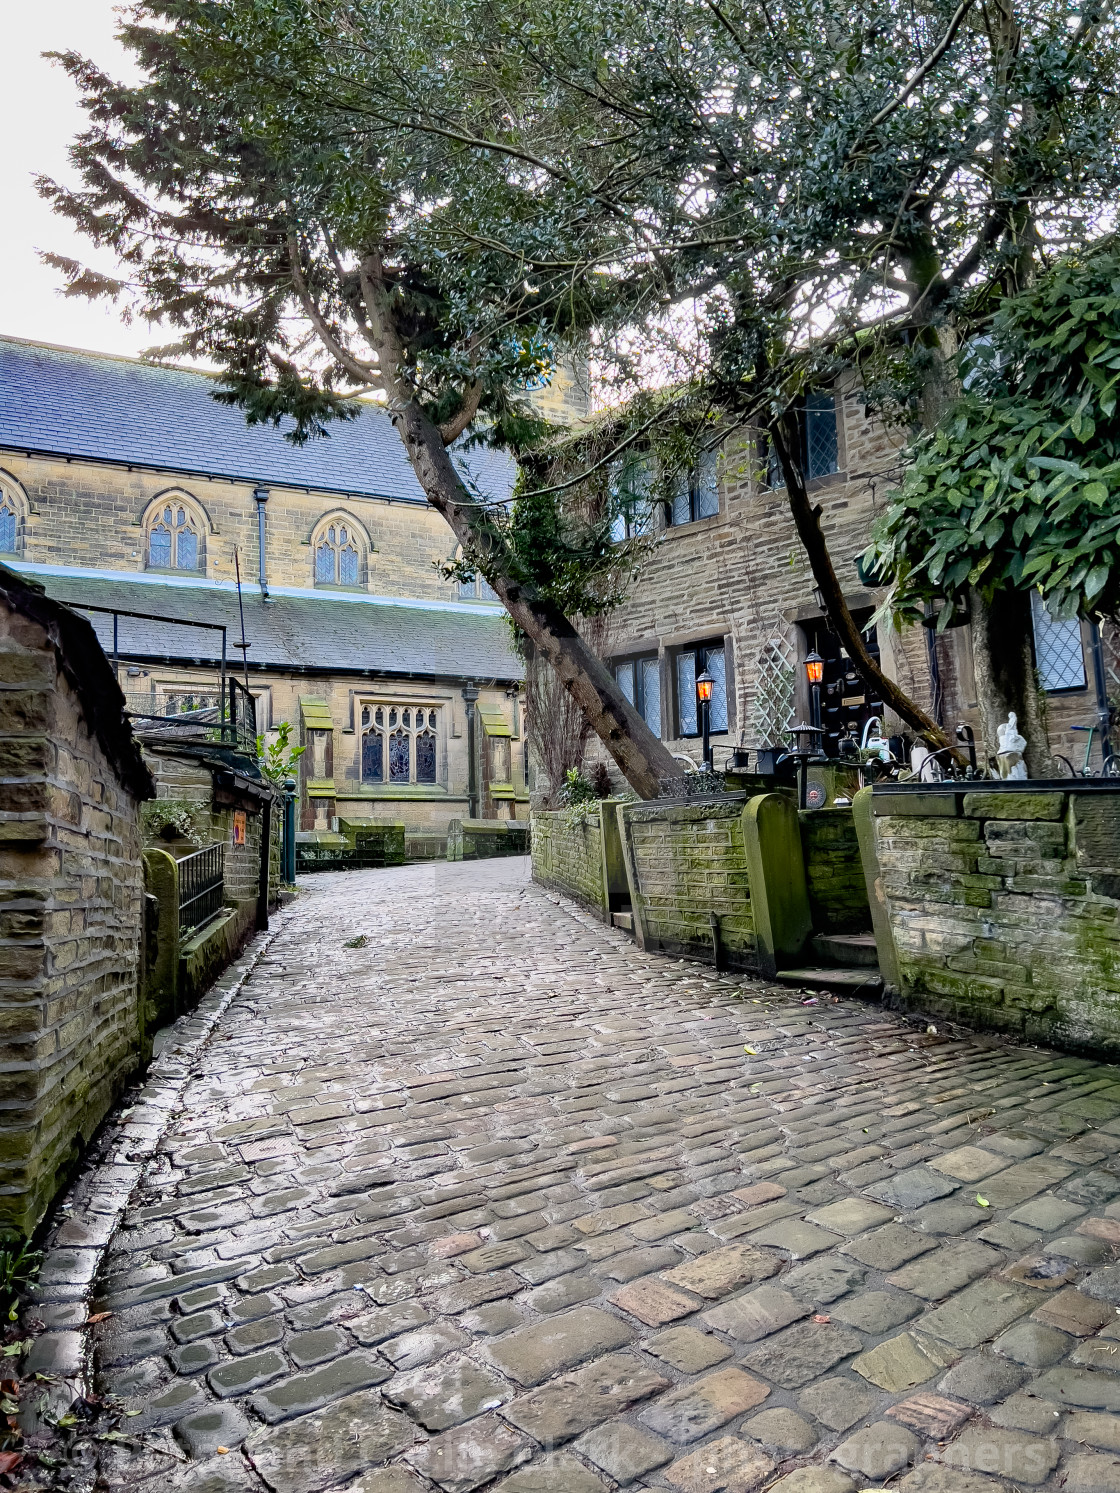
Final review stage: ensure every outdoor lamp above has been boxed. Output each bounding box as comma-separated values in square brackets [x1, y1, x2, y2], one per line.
[696, 669, 714, 770]
[804, 650, 824, 734]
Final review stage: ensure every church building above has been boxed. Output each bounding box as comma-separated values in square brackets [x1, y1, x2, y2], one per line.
[0, 335, 530, 849]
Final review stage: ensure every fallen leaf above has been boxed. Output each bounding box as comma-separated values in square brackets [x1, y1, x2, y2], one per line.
[812, 1313, 831, 1323]
[0, 1452, 22, 1475]
[744, 1046, 757, 1055]
[976, 1195, 990, 1208]
[217, 1446, 229, 1454]
[86, 1312, 113, 1325]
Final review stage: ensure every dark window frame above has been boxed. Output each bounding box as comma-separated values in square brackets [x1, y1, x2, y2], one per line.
[668, 451, 720, 527]
[763, 392, 842, 488]
[674, 640, 730, 738]
[614, 652, 662, 738]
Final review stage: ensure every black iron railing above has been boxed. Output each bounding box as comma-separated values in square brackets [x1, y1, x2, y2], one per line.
[178, 843, 225, 934]
[227, 677, 257, 755]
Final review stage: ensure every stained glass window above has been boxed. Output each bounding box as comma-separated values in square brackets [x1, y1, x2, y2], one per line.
[362, 704, 440, 786]
[417, 731, 436, 783]
[389, 730, 410, 783]
[362, 731, 384, 782]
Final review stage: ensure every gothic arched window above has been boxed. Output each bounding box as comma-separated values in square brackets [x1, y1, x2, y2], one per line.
[0, 496, 17, 554]
[313, 519, 362, 587]
[0, 476, 27, 556]
[361, 704, 441, 786]
[146, 496, 204, 571]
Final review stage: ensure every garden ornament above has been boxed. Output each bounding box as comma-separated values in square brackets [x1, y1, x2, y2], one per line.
[996, 713, 1028, 779]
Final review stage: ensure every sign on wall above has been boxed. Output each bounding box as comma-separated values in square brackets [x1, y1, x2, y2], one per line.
[232, 810, 247, 847]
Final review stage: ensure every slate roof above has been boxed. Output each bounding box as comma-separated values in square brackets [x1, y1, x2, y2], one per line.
[0, 335, 515, 503]
[33, 573, 522, 683]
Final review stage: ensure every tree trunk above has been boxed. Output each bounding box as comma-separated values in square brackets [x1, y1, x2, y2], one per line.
[772, 417, 956, 755]
[392, 399, 680, 799]
[968, 586, 1049, 777]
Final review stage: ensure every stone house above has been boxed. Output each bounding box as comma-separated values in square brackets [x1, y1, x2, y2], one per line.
[601, 382, 1113, 778]
[0, 563, 153, 1238]
[0, 335, 530, 847]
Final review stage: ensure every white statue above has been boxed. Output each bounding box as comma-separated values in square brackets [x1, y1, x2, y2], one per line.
[996, 712, 1028, 779]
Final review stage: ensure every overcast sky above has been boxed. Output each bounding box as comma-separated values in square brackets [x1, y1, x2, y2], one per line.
[1, 3, 146, 358]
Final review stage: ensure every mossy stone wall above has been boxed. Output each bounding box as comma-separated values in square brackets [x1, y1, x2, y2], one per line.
[799, 806, 871, 934]
[0, 600, 146, 1240]
[869, 784, 1120, 1055]
[621, 801, 756, 966]
[531, 809, 607, 916]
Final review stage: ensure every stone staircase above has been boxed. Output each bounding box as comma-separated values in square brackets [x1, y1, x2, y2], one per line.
[775, 930, 884, 997]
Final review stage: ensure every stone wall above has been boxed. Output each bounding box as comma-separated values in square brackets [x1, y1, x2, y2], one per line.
[867, 783, 1120, 1055]
[0, 575, 151, 1238]
[0, 449, 468, 603]
[620, 800, 756, 966]
[799, 806, 870, 934]
[531, 808, 607, 916]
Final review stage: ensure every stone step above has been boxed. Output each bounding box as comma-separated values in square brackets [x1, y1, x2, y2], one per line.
[811, 932, 879, 968]
[776, 965, 883, 996]
[611, 911, 634, 932]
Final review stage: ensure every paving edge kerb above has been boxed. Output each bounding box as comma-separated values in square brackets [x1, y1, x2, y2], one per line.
[20, 914, 289, 1427]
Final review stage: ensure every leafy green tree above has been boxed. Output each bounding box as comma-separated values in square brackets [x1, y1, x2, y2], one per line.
[45, 0, 1120, 761]
[43, 0, 679, 796]
[868, 245, 1120, 769]
[257, 720, 305, 785]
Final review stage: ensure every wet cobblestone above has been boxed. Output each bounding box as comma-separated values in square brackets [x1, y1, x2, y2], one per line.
[31, 857, 1120, 1490]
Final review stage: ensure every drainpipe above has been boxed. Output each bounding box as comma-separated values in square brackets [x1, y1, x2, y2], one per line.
[1090, 620, 1112, 758]
[462, 683, 479, 818]
[253, 485, 270, 600]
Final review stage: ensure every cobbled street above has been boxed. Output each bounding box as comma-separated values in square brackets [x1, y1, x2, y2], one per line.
[37, 857, 1120, 1493]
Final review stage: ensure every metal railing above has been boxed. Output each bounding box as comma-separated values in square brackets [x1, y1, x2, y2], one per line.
[178, 843, 225, 934]
[59, 601, 256, 755]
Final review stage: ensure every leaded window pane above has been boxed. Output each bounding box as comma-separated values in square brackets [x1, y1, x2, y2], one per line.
[149, 525, 172, 568]
[696, 452, 719, 517]
[459, 577, 476, 599]
[315, 543, 335, 582]
[362, 730, 383, 782]
[1032, 592, 1087, 691]
[671, 481, 691, 527]
[805, 393, 839, 480]
[340, 546, 358, 585]
[176, 527, 198, 569]
[641, 657, 661, 736]
[677, 652, 698, 735]
[389, 730, 409, 783]
[479, 576, 498, 602]
[417, 732, 436, 783]
[707, 646, 728, 731]
[0, 505, 16, 552]
[616, 660, 635, 705]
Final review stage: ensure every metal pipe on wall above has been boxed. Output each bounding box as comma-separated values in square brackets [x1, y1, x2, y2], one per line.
[253, 485, 270, 601]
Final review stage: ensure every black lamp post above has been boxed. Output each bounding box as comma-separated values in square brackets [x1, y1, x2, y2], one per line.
[696, 668, 714, 770]
[804, 650, 824, 733]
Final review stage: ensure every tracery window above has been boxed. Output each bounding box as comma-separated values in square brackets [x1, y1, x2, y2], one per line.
[361, 704, 440, 785]
[314, 520, 361, 586]
[0, 496, 17, 554]
[147, 498, 203, 571]
[0, 476, 27, 555]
